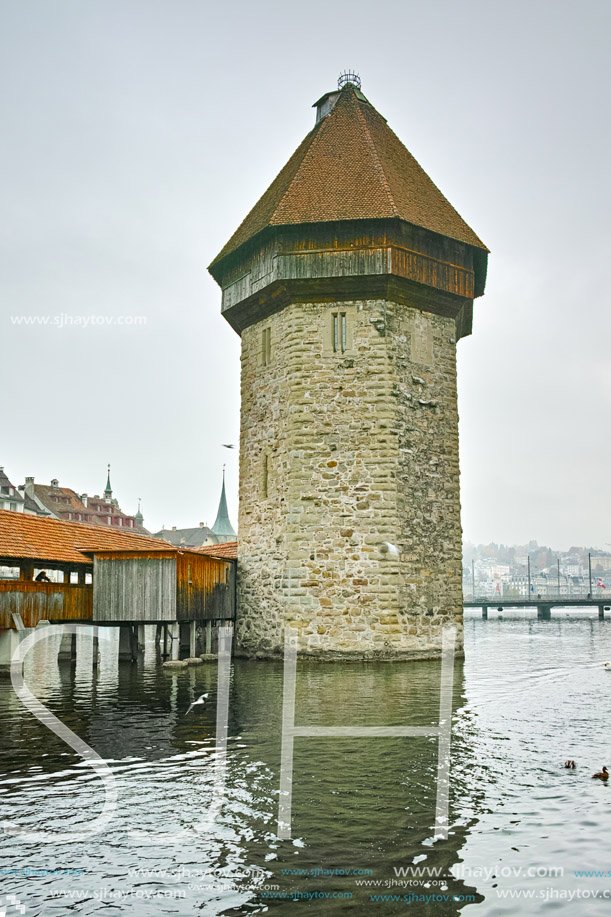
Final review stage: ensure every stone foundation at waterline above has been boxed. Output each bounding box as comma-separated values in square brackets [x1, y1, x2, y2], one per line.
[236, 298, 463, 660]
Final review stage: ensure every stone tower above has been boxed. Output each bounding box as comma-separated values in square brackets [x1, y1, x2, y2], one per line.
[209, 75, 488, 660]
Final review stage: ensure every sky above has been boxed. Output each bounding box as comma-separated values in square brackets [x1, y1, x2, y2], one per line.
[1, 0, 609, 550]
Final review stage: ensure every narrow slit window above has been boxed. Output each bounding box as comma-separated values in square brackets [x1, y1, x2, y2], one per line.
[262, 327, 272, 365]
[332, 312, 347, 353]
[263, 454, 269, 498]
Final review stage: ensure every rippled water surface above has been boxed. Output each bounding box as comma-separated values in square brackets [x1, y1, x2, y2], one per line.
[1, 612, 611, 915]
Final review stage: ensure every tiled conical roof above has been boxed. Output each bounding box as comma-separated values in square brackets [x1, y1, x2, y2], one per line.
[210, 83, 487, 270]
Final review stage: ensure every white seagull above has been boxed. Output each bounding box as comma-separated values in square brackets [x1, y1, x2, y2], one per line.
[380, 542, 400, 556]
[185, 693, 209, 715]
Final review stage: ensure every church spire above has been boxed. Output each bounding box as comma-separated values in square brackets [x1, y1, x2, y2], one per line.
[104, 464, 112, 500]
[211, 467, 236, 541]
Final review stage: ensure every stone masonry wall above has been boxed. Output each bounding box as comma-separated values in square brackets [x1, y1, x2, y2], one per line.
[237, 298, 463, 659]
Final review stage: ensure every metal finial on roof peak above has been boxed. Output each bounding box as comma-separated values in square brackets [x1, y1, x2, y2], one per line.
[338, 71, 361, 90]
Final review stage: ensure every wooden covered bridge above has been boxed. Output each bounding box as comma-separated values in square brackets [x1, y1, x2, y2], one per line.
[0, 509, 236, 673]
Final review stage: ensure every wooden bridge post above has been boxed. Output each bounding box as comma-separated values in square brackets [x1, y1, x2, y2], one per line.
[169, 622, 180, 661]
[19, 561, 34, 581]
[92, 626, 99, 669]
[178, 623, 191, 658]
[189, 621, 196, 658]
[0, 627, 21, 677]
[136, 624, 146, 653]
[118, 625, 138, 662]
[58, 631, 77, 663]
[599, 605, 605, 620]
[162, 624, 169, 657]
[206, 620, 212, 654]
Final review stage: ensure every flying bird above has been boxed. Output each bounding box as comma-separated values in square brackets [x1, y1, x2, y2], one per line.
[185, 693, 209, 715]
[222, 444, 236, 449]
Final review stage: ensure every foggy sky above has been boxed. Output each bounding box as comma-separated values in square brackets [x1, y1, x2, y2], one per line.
[1, 0, 609, 550]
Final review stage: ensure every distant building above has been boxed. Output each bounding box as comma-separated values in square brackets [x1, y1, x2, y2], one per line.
[154, 522, 218, 548]
[0, 467, 25, 513]
[17, 465, 148, 532]
[0, 466, 49, 516]
[563, 563, 582, 576]
[153, 469, 237, 548]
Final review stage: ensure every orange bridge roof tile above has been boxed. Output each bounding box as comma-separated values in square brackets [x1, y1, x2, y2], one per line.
[0, 509, 174, 565]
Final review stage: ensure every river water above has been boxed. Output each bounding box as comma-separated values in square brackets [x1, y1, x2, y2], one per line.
[1, 611, 611, 915]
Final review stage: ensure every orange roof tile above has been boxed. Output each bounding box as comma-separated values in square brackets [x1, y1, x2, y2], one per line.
[193, 542, 237, 560]
[0, 509, 174, 565]
[210, 84, 486, 270]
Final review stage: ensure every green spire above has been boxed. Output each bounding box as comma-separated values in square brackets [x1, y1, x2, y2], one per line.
[104, 463, 112, 499]
[211, 467, 236, 538]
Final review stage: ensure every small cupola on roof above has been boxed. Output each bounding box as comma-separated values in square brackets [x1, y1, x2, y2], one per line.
[313, 71, 368, 123]
[209, 74, 488, 341]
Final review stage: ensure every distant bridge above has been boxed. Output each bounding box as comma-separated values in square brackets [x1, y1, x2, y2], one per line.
[464, 596, 611, 619]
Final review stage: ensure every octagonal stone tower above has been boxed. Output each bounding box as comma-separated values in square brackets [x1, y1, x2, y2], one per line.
[209, 76, 488, 660]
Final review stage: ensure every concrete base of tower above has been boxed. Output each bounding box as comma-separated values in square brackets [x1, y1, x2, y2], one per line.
[234, 644, 464, 662]
[232, 619, 464, 662]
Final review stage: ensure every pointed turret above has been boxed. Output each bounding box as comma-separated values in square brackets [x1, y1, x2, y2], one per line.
[211, 469, 236, 542]
[104, 464, 112, 500]
[135, 497, 144, 528]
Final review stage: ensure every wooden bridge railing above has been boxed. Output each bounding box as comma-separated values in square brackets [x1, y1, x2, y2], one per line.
[0, 581, 93, 629]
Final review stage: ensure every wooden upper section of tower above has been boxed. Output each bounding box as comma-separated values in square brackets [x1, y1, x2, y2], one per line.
[209, 79, 488, 339]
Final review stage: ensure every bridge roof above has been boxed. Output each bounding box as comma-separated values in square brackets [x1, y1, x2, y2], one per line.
[0, 509, 175, 566]
[193, 542, 237, 560]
